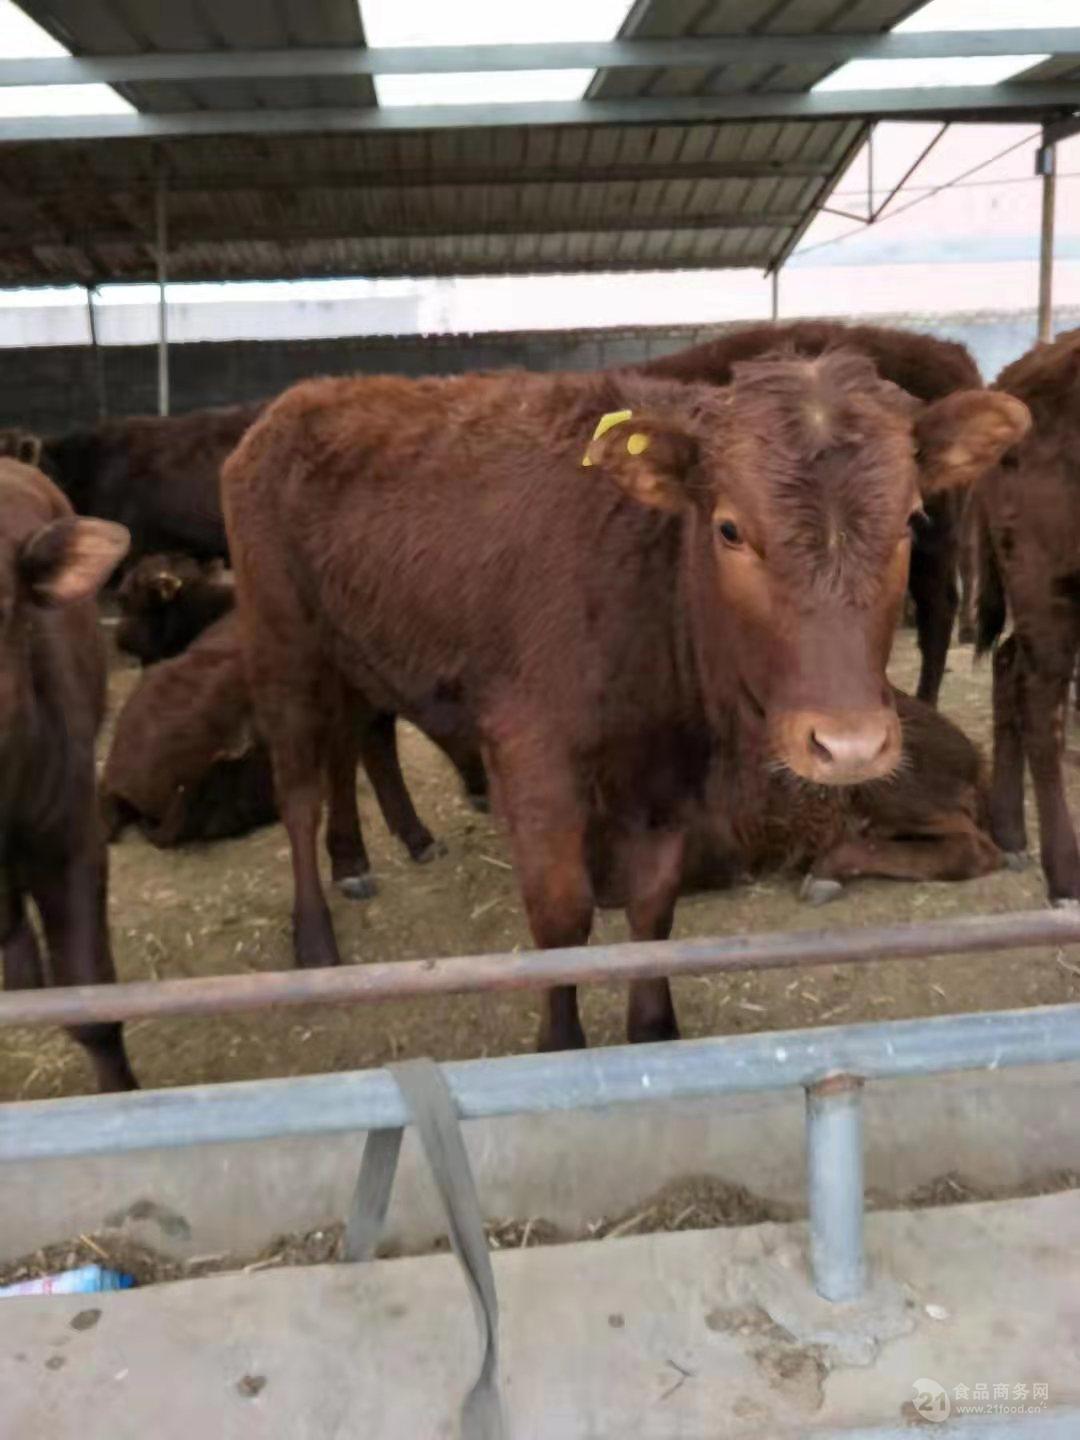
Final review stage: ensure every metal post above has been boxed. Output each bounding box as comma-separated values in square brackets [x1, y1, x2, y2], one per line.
[806, 1073, 865, 1302]
[867, 123, 874, 219]
[85, 286, 107, 418]
[770, 266, 780, 321]
[155, 163, 169, 415]
[1037, 134, 1057, 343]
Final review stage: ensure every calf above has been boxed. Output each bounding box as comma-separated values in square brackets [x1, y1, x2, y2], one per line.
[976, 328, 1080, 901]
[660, 690, 1001, 902]
[115, 552, 235, 665]
[0, 458, 134, 1091]
[0, 402, 263, 563]
[223, 355, 1024, 1049]
[102, 611, 486, 858]
[637, 320, 984, 704]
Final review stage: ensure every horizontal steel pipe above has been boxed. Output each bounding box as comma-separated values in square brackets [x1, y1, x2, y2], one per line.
[0, 909, 1078, 1032]
[3, 1003, 1080, 1163]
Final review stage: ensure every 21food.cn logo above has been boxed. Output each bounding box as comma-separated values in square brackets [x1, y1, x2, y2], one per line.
[912, 1378, 951, 1423]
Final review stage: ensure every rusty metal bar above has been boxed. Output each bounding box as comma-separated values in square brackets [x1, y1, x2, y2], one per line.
[1, 909, 1078, 1032]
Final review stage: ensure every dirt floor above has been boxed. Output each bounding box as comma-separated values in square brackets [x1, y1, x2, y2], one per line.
[4, 625, 1080, 1101]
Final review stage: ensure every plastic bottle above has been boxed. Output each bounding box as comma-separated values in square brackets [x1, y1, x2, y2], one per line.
[0, 1264, 135, 1298]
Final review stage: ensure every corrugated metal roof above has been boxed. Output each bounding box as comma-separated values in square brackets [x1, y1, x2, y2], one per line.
[0, 0, 1072, 286]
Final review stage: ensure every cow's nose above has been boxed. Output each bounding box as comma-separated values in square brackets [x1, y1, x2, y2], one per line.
[775, 707, 901, 785]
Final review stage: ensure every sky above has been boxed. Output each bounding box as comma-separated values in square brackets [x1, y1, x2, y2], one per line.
[0, 0, 1078, 338]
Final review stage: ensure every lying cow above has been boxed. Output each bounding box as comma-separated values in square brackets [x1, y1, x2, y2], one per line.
[976, 327, 1080, 902]
[0, 457, 135, 1091]
[637, 320, 985, 705]
[0, 402, 263, 564]
[102, 610, 486, 863]
[115, 552, 235, 665]
[223, 355, 1026, 1049]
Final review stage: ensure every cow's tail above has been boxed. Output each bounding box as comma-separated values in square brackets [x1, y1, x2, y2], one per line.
[974, 499, 1006, 658]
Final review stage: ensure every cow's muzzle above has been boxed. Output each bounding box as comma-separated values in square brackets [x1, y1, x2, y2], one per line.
[770, 705, 901, 786]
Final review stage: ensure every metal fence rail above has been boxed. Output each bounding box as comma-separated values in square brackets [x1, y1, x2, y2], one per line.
[4, 910, 1080, 1309]
[4, 1001, 1080, 1304]
[1, 907, 1079, 1030]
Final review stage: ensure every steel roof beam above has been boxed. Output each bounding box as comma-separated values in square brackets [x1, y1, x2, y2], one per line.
[4, 159, 833, 194]
[0, 210, 803, 252]
[2, 85, 1077, 145]
[0, 32, 1078, 87]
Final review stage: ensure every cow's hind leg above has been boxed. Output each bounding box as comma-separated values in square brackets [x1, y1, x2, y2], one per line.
[809, 826, 1004, 888]
[620, 827, 686, 1044]
[357, 711, 444, 865]
[324, 696, 377, 901]
[32, 851, 136, 1092]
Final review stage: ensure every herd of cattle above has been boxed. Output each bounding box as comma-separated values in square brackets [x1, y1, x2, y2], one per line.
[1, 316, 1077, 1087]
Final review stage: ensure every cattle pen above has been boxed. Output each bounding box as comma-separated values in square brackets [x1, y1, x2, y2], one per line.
[5, 3, 1080, 1437]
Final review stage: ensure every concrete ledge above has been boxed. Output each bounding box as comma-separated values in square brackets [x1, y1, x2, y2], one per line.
[3, 1190, 1079, 1438]
[0, 1061, 1078, 1263]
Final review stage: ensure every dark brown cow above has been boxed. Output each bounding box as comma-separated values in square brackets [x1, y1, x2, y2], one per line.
[976, 328, 1080, 902]
[115, 552, 235, 665]
[223, 356, 1025, 1049]
[0, 402, 263, 563]
[102, 610, 486, 860]
[637, 321, 984, 704]
[0, 458, 135, 1091]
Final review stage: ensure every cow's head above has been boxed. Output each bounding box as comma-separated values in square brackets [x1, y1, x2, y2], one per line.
[0, 498, 128, 736]
[116, 553, 234, 665]
[586, 352, 1029, 786]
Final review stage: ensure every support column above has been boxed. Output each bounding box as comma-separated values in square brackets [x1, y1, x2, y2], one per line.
[806, 1073, 865, 1302]
[770, 266, 780, 321]
[1037, 134, 1057, 345]
[85, 286, 106, 418]
[156, 163, 170, 416]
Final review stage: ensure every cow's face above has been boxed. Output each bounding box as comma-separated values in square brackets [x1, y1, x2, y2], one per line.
[586, 354, 1029, 787]
[0, 515, 129, 735]
[115, 553, 227, 664]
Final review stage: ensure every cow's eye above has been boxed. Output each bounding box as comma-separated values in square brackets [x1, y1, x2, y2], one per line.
[716, 519, 742, 547]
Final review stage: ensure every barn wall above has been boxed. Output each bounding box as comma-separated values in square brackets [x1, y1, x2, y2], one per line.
[0, 307, 1070, 434]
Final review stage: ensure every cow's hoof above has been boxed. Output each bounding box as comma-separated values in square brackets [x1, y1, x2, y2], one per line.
[337, 872, 378, 901]
[409, 839, 448, 866]
[800, 875, 844, 907]
[1052, 896, 1080, 911]
[1003, 851, 1030, 872]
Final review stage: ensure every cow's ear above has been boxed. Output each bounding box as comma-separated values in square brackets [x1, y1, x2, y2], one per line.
[915, 392, 1031, 496]
[16, 433, 41, 467]
[583, 414, 700, 513]
[21, 518, 130, 607]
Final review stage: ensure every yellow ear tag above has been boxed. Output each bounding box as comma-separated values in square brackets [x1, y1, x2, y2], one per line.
[626, 432, 649, 456]
[582, 408, 633, 466]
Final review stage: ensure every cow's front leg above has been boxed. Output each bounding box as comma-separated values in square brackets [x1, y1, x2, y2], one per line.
[1022, 663, 1080, 903]
[989, 635, 1028, 857]
[33, 849, 136, 1092]
[619, 826, 686, 1044]
[485, 728, 593, 1052]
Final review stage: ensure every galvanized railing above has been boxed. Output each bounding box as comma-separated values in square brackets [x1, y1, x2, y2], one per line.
[2, 907, 1080, 1304]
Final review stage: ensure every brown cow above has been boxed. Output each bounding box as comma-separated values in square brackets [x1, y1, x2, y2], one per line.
[0, 402, 263, 563]
[637, 321, 984, 705]
[223, 355, 1025, 1049]
[115, 552, 235, 665]
[0, 458, 135, 1091]
[976, 328, 1080, 902]
[102, 610, 486, 861]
